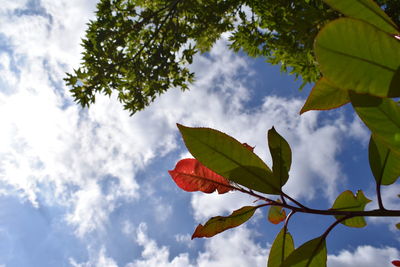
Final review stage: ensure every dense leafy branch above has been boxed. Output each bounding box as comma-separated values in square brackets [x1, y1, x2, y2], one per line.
[65, 0, 400, 114]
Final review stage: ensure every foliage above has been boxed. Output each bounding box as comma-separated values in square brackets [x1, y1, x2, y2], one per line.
[65, 0, 400, 114]
[168, 0, 400, 266]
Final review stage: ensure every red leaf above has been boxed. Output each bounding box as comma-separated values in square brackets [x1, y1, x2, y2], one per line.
[168, 158, 232, 194]
[242, 143, 255, 152]
[392, 260, 400, 266]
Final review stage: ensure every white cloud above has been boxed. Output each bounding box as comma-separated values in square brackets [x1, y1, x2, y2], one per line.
[0, 0, 163, 236]
[69, 247, 118, 267]
[328, 245, 400, 267]
[175, 233, 194, 248]
[196, 226, 269, 267]
[191, 191, 257, 222]
[127, 223, 268, 267]
[368, 184, 400, 232]
[126, 223, 194, 267]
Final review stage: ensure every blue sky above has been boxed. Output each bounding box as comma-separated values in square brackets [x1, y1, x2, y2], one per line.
[0, 1, 399, 266]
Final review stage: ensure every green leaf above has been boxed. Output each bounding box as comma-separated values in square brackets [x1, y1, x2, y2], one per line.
[350, 92, 400, 154]
[369, 135, 400, 185]
[268, 201, 286, 225]
[267, 228, 294, 267]
[331, 190, 371, 228]
[323, 0, 399, 34]
[315, 18, 400, 98]
[396, 223, 400, 230]
[177, 124, 280, 194]
[268, 127, 292, 187]
[300, 77, 350, 114]
[191, 206, 258, 239]
[281, 237, 327, 267]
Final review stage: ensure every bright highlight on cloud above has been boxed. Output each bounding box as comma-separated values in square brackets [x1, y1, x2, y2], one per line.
[0, 1, 395, 266]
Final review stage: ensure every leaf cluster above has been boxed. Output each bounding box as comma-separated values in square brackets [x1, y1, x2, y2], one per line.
[65, 0, 400, 114]
[65, 0, 240, 114]
[168, 1, 400, 265]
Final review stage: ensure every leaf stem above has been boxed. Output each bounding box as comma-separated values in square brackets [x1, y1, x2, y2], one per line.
[376, 148, 390, 210]
[233, 184, 400, 217]
[321, 215, 353, 239]
[281, 203, 400, 217]
[281, 192, 308, 210]
[281, 211, 296, 263]
[376, 181, 385, 210]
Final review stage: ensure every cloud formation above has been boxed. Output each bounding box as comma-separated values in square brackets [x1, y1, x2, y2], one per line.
[328, 245, 400, 267]
[0, 1, 386, 267]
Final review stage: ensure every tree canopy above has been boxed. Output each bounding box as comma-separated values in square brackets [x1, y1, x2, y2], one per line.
[65, 0, 400, 115]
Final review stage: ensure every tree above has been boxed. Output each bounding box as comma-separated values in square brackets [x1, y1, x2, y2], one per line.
[65, 0, 400, 265]
[166, 0, 400, 266]
[65, 0, 400, 114]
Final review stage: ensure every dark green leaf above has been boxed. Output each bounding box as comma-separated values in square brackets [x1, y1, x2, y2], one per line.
[331, 190, 371, 228]
[177, 124, 280, 194]
[300, 77, 349, 114]
[268, 127, 292, 187]
[191, 206, 258, 239]
[315, 18, 400, 98]
[323, 0, 399, 34]
[350, 92, 400, 154]
[267, 228, 294, 267]
[281, 237, 327, 267]
[369, 135, 400, 185]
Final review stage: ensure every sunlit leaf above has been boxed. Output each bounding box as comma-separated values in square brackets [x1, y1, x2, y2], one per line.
[281, 237, 327, 267]
[331, 190, 371, 228]
[177, 124, 280, 194]
[369, 135, 400, 185]
[268, 127, 292, 187]
[300, 77, 349, 114]
[268, 201, 286, 225]
[191, 206, 258, 239]
[323, 0, 399, 34]
[315, 18, 400, 98]
[350, 92, 400, 154]
[267, 228, 294, 267]
[168, 158, 232, 194]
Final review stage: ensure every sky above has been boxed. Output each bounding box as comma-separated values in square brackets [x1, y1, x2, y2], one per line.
[0, 0, 399, 266]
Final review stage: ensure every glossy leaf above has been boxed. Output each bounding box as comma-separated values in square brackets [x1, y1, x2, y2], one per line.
[281, 237, 327, 267]
[168, 158, 232, 194]
[268, 127, 292, 187]
[315, 18, 400, 98]
[369, 135, 400, 185]
[331, 190, 371, 228]
[323, 0, 399, 34]
[350, 92, 400, 154]
[268, 201, 286, 225]
[177, 124, 280, 194]
[267, 228, 294, 267]
[300, 77, 349, 114]
[191, 206, 258, 239]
